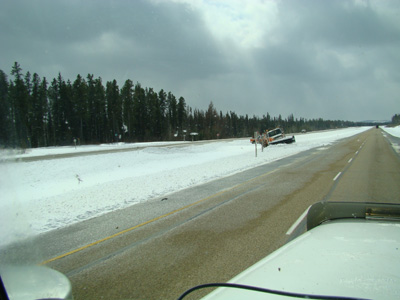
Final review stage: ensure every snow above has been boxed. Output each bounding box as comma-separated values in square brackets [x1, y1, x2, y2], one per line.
[9, 141, 187, 158]
[382, 125, 400, 138]
[0, 127, 372, 247]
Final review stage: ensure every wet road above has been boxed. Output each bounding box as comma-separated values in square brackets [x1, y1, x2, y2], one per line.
[17, 128, 400, 299]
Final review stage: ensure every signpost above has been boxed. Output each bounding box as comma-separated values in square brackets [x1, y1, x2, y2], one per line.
[254, 131, 258, 157]
[190, 132, 199, 142]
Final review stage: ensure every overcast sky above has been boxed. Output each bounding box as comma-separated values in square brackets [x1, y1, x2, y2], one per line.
[1, 0, 399, 121]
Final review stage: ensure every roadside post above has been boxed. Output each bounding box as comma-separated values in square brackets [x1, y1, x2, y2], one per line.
[261, 132, 266, 152]
[254, 131, 258, 157]
[190, 132, 199, 142]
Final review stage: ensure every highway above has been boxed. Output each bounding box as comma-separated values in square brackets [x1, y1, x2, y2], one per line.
[5, 128, 400, 299]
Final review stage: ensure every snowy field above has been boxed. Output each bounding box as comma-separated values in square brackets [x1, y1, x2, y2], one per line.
[1, 126, 398, 247]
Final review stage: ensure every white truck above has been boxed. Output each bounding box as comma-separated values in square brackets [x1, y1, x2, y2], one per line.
[251, 127, 295, 147]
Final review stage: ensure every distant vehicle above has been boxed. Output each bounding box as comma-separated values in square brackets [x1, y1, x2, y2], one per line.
[250, 128, 295, 147]
[178, 201, 400, 300]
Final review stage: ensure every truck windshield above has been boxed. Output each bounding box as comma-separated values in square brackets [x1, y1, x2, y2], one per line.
[268, 129, 282, 137]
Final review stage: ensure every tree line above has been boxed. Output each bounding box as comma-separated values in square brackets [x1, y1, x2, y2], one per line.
[1, 62, 363, 149]
[392, 114, 400, 125]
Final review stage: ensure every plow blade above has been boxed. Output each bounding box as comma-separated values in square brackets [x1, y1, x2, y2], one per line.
[269, 135, 296, 145]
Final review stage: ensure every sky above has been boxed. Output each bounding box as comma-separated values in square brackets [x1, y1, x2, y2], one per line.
[1, 0, 399, 122]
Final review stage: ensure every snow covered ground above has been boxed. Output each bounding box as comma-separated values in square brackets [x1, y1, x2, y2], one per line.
[1, 126, 398, 247]
[382, 125, 400, 154]
[381, 125, 400, 139]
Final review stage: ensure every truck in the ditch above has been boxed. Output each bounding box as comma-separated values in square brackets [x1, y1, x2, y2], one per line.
[250, 127, 295, 147]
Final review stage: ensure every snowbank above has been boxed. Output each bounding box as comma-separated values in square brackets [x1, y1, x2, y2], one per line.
[0, 127, 371, 247]
[382, 125, 400, 138]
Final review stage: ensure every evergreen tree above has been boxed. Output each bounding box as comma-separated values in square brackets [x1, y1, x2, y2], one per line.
[94, 77, 107, 142]
[10, 62, 30, 148]
[158, 89, 168, 139]
[192, 108, 205, 138]
[223, 112, 231, 137]
[48, 73, 72, 145]
[0, 70, 12, 146]
[392, 114, 400, 125]
[167, 92, 177, 137]
[146, 87, 162, 140]
[121, 79, 134, 141]
[47, 78, 57, 145]
[62, 79, 74, 145]
[230, 111, 238, 137]
[71, 74, 88, 143]
[205, 101, 218, 139]
[39, 77, 49, 147]
[132, 83, 147, 141]
[1, 62, 360, 147]
[86, 75, 107, 143]
[177, 96, 186, 136]
[186, 106, 194, 135]
[106, 80, 121, 142]
[30, 73, 41, 147]
[27, 73, 49, 147]
[86, 74, 96, 143]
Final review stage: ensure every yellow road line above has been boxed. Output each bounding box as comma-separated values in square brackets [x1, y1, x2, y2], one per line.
[41, 169, 276, 265]
[41, 188, 234, 265]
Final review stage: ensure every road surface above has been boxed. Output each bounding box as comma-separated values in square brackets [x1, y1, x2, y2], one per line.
[4, 128, 400, 299]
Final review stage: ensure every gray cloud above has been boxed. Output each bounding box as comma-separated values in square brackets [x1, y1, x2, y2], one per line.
[1, 0, 226, 80]
[240, 0, 400, 120]
[1, 0, 399, 121]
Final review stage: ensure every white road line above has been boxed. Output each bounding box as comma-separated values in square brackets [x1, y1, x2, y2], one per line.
[348, 158, 353, 163]
[333, 172, 342, 181]
[286, 205, 311, 235]
[355, 150, 359, 155]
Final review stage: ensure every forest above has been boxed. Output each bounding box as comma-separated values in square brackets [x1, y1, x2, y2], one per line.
[0, 62, 370, 149]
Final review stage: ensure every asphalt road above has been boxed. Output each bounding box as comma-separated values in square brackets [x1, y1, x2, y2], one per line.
[5, 128, 400, 300]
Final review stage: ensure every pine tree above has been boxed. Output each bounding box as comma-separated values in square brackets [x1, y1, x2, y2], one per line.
[106, 80, 121, 142]
[193, 108, 205, 138]
[72, 74, 88, 143]
[158, 89, 168, 139]
[86, 75, 107, 143]
[392, 114, 400, 125]
[48, 73, 72, 145]
[0, 70, 12, 146]
[39, 77, 49, 147]
[94, 77, 107, 143]
[205, 101, 219, 139]
[121, 79, 134, 141]
[10, 62, 30, 148]
[167, 92, 177, 138]
[177, 96, 186, 137]
[0, 62, 361, 147]
[146, 87, 161, 140]
[133, 83, 147, 141]
[30, 73, 41, 147]
[86, 74, 96, 143]
[230, 111, 239, 137]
